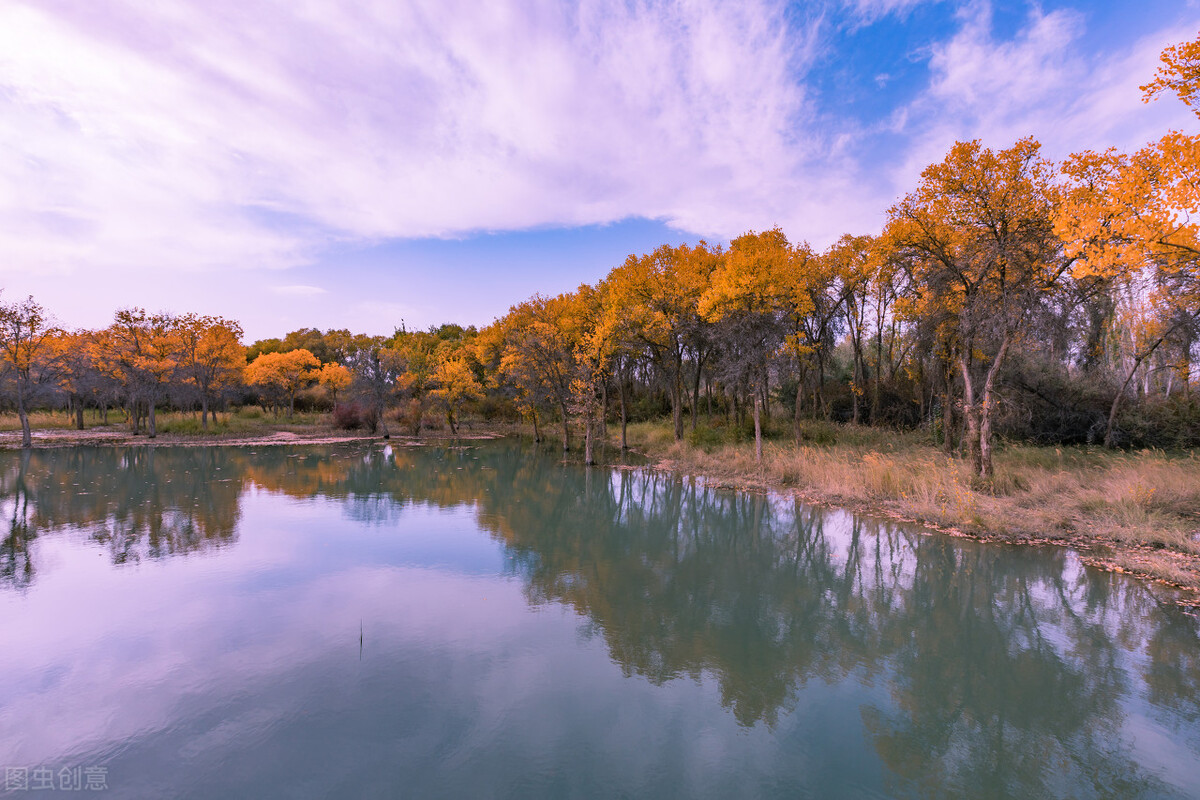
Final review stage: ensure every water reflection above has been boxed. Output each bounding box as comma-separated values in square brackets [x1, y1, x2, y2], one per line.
[1, 441, 1198, 797]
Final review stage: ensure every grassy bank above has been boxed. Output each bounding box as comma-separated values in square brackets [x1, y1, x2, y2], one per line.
[623, 419, 1200, 604]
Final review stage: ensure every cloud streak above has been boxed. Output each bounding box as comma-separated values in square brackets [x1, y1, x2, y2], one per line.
[1, 0, 833, 273]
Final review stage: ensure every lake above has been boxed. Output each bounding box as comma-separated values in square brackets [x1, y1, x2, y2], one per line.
[1, 440, 1198, 798]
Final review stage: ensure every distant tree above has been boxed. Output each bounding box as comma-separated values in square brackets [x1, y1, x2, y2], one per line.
[429, 353, 483, 434]
[176, 314, 245, 430]
[244, 349, 319, 418]
[317, 362, 352, 410]
[95, 308, 180, 438]
[0, 296, 62, 447]
[344, 336, 403, 437]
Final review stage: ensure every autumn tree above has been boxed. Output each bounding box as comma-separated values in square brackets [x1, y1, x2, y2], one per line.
[605, 242, 719, 441]
[827, 235, 877, 424]
[0, 296, 62, 448]
[888, 138, 1069, 478]
[787, 241, 843, 426]
[95, 308, 181, 438]
[317, 362, 352, 410]
[495, 293, 581, 450]
[176, 314, 245, 430]
[1056, 33, 1200, 445]
[700, 228, 794, 463]
[49, 330, 100, 430]
[244, 349, 319, 418]
[429, 351, 483, 435]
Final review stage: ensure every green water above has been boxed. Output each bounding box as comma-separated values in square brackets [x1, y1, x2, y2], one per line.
[1, 441, 1198, 798]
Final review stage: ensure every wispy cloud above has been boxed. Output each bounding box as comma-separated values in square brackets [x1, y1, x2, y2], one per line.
[271, 285, 327, 297]
[0, 0, 831, 276]
[888, 2, 1198, 188]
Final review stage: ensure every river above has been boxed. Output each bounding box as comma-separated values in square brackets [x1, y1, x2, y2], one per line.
[1, 441, 1198, 798]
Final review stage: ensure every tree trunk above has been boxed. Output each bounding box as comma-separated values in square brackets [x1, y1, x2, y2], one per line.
[941, 359, 955, 453]
[793, 380, 805, 446]
[599, 381, 608, 438]
[584, 406, 595, 465]
[75, 397, 84, 430]
[16, 381, 31, 448]
[1105, 335, 1167, 448]
[619, 376, 628, 451]
[447, 409, 457, 435]
[560, 402, 570, 451]
[816, 349, 829, 419]
[672, 365, 684, 442]
[201, 395, 210, 431]
[872, 331, 883, 423]
[378, 401, 391, 439]
[531, 408, 541, 443]
[959, 355, 980, 474]
[977, 335, 1011, 479]
[753, 383, 763, 464]
[148, 401, 157, 439]
[942, 382, 955, 454]
[691, 362, 703, 433]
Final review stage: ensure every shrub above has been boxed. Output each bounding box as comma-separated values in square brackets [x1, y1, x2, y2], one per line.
[332, 402, 366, 430]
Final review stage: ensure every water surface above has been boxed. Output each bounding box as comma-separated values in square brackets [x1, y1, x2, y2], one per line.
[1, 441, 1198, 798]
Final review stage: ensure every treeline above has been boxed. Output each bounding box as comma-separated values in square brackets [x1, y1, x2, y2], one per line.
[2, 35, 1198, 472]
[0, 302, 485, 448]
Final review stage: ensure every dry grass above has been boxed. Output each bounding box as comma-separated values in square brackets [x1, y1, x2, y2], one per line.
[626, 421, 1200, 597]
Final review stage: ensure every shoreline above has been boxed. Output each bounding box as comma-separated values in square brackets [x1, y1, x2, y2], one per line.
[628, 436, 1200, 612]
[5, 419, 1198, 610]
[0, 424, 508, 449]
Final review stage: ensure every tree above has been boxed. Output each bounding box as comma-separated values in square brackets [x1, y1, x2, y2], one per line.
[48, 330, 100, 430]
[604, 242, 719, 441]
[495, 293, 582, 451]
[1055, 34, 1200, 444]
[828, 235, 877, 424]
[1141, 32, 1200, 112]
[887, 138, 1069, 478]
[343, 336, 403, 437]
[0, 296, 62, 448]
[95, 308, 181, 438]
[429, 352, 483, 435]
[700, 228, 794, 463]
[244, 349, 319, 418]
[317, 362, 352, 410]
[176, 314, 245, 430]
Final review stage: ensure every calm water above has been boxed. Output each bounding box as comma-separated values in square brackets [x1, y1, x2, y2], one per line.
[1, 441, 1199, 799]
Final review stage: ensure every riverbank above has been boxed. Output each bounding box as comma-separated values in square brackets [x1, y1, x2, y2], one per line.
[0, 410, 507, 449]
[622, 420, 1200, 609]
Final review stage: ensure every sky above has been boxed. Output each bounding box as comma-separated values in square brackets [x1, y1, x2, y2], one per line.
[2, 0, 1199, 341]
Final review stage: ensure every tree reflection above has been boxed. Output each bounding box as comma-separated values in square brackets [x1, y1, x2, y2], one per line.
[0, 446, 243, 577]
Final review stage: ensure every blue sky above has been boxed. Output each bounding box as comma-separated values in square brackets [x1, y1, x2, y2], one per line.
[1, 0, 1198, 340]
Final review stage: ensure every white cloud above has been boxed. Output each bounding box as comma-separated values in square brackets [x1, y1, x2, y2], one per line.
[271, 285, 327, 296]
[0, 0, 839, 279]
